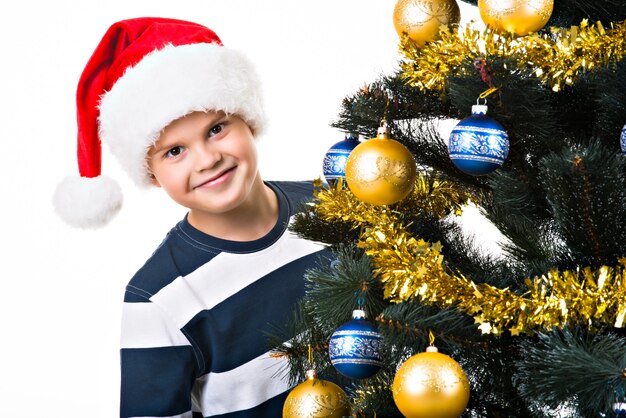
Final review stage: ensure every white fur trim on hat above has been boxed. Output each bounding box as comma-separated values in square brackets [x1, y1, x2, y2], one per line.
[53, 175, 123, 229]
[98, 43, 266, 188]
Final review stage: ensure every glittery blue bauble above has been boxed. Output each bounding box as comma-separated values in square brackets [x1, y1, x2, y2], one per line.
[620, 124, 626, 155]
[329, 310, 383, 379]
[448, 105, 509, 175]
[323, 133, 360, 184]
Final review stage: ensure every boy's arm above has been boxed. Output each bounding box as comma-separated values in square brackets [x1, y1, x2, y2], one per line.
[120, 296, 198, 418]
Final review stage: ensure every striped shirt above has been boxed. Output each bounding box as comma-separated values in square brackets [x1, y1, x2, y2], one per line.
[120, 181, 328, 417]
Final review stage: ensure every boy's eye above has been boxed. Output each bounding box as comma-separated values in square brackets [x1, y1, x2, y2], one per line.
[209, 123, 224, 137]
[166, 146, 184, 158]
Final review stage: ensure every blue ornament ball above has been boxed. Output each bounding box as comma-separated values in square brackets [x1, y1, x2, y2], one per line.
[448, 104, 509, 175]
[323, 133, 360, 184]
[329, 309, 383, 379]
[615, 402, 626, 417]
[620, 124, 626, 155]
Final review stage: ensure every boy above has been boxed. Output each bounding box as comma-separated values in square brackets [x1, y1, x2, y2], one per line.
[53, 17, 329, 417]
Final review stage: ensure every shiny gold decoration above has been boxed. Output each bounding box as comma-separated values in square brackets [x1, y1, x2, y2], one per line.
[312, 175, 471, 231]
[478, 0, 553, 36]
[311, 180, 626, 335]
[392, 345, 470, 418]
[393, 0, 461, 47]
[402, 174, 474, 217]
[283, 369, 350, 418]
[345, 125, 417, 206]
[400, 19, 626, 92]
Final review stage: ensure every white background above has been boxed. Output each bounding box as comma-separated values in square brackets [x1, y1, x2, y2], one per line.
[0, 1, 490, 415]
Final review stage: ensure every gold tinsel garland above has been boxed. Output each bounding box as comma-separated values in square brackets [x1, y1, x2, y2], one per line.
[312, 179, 626, 335]
[400, 19, 626, 92]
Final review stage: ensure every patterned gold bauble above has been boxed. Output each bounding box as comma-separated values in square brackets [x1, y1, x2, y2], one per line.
[392, 346, 470, 418]
[283, 369, 351, 418]
[478, 0, 553, 36]
[393, 0, 461, 47]
[345, 126, 416, 206]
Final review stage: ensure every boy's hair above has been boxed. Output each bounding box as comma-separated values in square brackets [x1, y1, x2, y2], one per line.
[53, 17, 266, 229]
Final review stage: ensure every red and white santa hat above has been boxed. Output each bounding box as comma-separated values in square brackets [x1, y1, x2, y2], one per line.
[53, 17, 266, 228]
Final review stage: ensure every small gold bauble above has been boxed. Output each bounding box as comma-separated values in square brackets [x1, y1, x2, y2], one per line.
[392, 346, 470, 418]
[283, 369, 350, 418]
[345, 128, 416, 206]
[478, 0, 553, 36]
[393, 0, 461, 47]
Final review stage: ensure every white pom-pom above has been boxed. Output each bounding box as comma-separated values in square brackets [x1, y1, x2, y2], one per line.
[53, 175, 123, 228]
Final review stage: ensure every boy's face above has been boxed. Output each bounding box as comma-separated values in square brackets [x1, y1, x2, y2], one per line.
[147, 111, 259, 216]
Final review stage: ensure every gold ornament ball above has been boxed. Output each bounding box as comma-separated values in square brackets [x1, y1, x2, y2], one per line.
[392, 347, 470, 418]
[345, 129, 416, 206]
[478, 0, 554, 36]
[393, 0, 461, 47]
[283, 369, 350, 418]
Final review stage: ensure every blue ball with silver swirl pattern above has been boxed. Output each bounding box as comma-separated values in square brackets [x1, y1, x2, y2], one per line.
[448, 104, 509, 176]
[328, 309, 383, 379]
[620, 124, 626, 155]
[322, 133, 360, 185]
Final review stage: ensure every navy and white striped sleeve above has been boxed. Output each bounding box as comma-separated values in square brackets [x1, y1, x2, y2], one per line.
[120, 282, 199, 418]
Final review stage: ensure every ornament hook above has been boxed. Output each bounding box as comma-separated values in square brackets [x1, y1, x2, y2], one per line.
[428, 330, 436, 346]
[377, 119, 391, 137]
[479, 86, 499, 100]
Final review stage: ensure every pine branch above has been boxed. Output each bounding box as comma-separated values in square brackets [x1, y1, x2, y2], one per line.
[375, 302, 477, 362]
[514, 328, 626, 416]
[539, 141, 626, 268]
[591, 60, 626, 146]
[439, 217, 520, 289]
[303, 245, 387, 330]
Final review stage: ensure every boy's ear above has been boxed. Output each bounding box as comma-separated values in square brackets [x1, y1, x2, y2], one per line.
[150, 174, 162, 188]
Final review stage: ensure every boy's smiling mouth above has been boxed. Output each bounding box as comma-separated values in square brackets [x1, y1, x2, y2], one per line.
[195, 166, 237, 189]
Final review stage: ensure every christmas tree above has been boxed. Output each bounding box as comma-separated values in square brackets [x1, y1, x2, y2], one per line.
[274, 1, 626, 417]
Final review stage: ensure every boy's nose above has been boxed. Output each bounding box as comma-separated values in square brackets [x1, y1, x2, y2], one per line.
[193, 144, 222, 171]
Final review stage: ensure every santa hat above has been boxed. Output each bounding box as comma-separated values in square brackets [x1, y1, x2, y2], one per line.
[53, 17, 266, 228]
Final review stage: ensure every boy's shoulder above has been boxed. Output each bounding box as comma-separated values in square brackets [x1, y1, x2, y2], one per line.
[268, 180, 316, 210]
[124, 181, 317, 300]
[124, 225, 218, 301]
